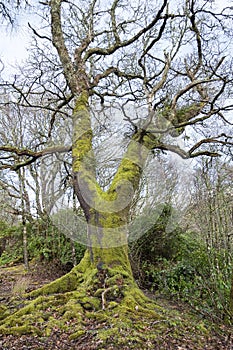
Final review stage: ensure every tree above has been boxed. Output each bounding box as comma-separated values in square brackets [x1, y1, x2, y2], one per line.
[191, 158, 233, 252]
[0, 95, 73, 267]
[187, 158, 233, 317]
[0, 0, 29, 24]
[0, 0, 233, 338]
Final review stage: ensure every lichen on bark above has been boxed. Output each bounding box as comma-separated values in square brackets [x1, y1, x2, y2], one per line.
[0, 91, 167, 338]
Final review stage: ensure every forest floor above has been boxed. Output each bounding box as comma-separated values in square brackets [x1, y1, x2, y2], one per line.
[0, 261, 233, 350]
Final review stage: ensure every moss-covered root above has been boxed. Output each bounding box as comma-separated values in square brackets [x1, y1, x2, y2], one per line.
[0, 283, 162, 337]
[0, 254, 163, 338]
[0, 288, 96, 336]
[69, 287, 166, 345]
[28, 268, 79, 298]
[0, 282, 162, 337]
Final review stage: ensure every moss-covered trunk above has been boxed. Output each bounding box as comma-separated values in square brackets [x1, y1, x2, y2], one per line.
[0, 92, 159, 337]
[0, 213, 157, 338]
[71, 91, 148, 285]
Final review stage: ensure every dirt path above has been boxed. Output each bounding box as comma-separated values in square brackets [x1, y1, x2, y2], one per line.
[0, 264, 28, 302]
[0, 261, 67, 302]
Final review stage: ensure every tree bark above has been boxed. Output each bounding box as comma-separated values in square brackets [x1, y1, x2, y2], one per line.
[71, 91, 150, 280]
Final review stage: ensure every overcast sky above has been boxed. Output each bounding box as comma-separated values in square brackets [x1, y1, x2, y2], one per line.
[0, 0, 232, 67]
[0, 14, 31, 74]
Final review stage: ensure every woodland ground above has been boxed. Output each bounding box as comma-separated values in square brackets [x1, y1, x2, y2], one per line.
[0, 261, 233, 350]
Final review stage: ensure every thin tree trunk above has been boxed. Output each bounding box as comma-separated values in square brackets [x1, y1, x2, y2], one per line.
[19, 167, 29, 271]
[71, 240, 77, 266]
[23, 220, 29, 270]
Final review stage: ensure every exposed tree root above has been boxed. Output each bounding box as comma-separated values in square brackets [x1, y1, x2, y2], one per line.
[0, 254, 166, 342]
[1, 258, 228, 349]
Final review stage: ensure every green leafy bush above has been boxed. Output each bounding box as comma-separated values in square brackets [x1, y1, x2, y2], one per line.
[0, 222, 23, 265]
[138, 233, 232, 322]
[129, 204, 184, 283]
[27, 219, 85, 266]
[129, 203, 232, 322]
[0, 219, 85, 268]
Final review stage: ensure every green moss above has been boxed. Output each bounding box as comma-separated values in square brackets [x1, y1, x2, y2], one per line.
[69, 330, 85, 340]
[44, 317, 69, 336]
[73, 133, 93, 163]
[121, 294, 138, 310]
[0, 324, 41, 336]
[0, 248, 167, 339]
[0, 256, 222, 349]
[108, 301, 118, 309]
[90, 246, 132, 273]
[106, 275, 125, 288]
[196, 321, 209, 334]
[63, 298, 83, 319]
[175, 103, 204, 123]
[80, 296, 100, 310]
[93, 288, 104, 297]
[72, 91, 94, 174]
[0, 305, 10, 320]
[86, 311, 109, 322]
[98, 326, 119, 341]
[169, 127, 185, 137]
[28, 271, 78, 297]
[74, 250, 92, 273]
[73, 91, 89, 113]
[110, 158, 142, 193]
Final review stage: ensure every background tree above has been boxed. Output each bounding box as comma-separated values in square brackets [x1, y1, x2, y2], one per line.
[191, 158, 233, 253]
[0, 94, 76, 265]
[0, 0, 29, 24]
[0, 0, 233, 337]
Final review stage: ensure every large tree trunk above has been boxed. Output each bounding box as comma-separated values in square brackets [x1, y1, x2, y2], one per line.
[0, 215, 157, 338]
[0, 94, 159, 337]
[70, 90, 147, 284]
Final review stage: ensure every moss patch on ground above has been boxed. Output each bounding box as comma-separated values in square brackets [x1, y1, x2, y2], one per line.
[0, 262, 232, 349]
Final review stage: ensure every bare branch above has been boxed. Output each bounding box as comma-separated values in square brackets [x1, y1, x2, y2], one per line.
[110, 0, 121, 45]
[48, 93, 74, 137]
[0, 144, 71, 171]
[170, 79, 212, 110]
[189, 0, 203, 75]
[189, 135, 233, 155]
[84, 0, 168, 60]
[50, 0, 77, 93]
[28, 22, 51, 41]
[156, 143, 189, 159]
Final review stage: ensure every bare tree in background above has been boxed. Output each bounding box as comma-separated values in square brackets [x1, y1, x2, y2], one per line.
[0, 0, 29, 24]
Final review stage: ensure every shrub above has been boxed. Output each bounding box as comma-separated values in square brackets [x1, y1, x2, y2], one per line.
[138, 234, 232, 322]
[0, 219, 85, 268]
[0, 222, 23, 265]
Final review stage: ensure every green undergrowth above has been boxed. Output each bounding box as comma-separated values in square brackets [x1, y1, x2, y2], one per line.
[0, 286, 215, 349]
[0, 289, 219, 349]
[0, 257, 161, 338]
[0, 263, 229, 349]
